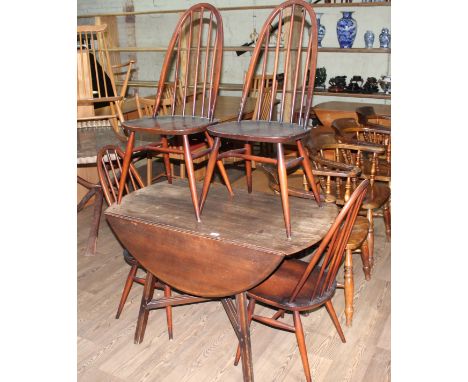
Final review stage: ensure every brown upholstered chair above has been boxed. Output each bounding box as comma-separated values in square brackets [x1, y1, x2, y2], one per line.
[234, 179, 370, 382]
[117, 3, 233, 222]
[97, 145, 173, 339]
[199, 0, 322, 239]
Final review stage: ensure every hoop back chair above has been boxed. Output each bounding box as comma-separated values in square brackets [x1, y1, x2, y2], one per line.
[235, 179, 369, 382]
[199, 0, 321, 238]
[97, 145, 174, 339]
[260, 155, 372, 326]
[117, 3, 233, 222]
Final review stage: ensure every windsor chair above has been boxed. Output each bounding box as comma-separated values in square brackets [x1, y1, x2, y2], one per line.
[117, 3, 233, 222]
[96, 145, 174, 338]
[199, 0, 322, 238]
[233, 179, 369, 382]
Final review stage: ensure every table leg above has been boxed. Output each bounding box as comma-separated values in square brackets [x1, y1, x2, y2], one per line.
[236, 293, 254, 382]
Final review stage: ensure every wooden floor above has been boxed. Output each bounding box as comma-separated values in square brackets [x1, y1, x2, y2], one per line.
[78, 169, 390, 382]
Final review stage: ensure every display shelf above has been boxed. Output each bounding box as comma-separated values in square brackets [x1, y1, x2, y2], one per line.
[109, 47, 390, 54]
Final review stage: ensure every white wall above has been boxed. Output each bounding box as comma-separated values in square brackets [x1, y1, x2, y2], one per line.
[77, 0, 390, 105]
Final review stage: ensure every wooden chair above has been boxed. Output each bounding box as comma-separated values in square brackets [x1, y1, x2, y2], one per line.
[200, 0, 322, 238]
[333, 116, 391, 184]
[307, 127, 391, 260]
[96, 145, 174, 339]
[77, 24, 132, 256]
[234, 179, 369, 382]
[117, 3, 233, 222]
[261, 155, 371, 326]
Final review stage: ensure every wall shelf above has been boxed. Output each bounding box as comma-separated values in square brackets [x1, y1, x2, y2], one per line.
[78, 2, 391, 19]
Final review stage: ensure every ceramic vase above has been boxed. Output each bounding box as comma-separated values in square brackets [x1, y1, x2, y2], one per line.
[316, 13, 326, 48]
[336, 11, 357, 49]
[364, 30, 374, 48]
[379, 28, 390, 48]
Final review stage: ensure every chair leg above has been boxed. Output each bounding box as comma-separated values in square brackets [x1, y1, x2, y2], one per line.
[297, 140, 321, 206]
[164, 285, 173, 340]
[234, 298, 256, 366]
[146, 156, 153, 186]
[116, 262, 139, 319]
[293, 311, 312, 382]
[367, 209, 375, 270]
[344, 248, 354, 326]
[325, 300, 346, 343]
[118, 131, 136, 203]
[245, 143, 253, 194]
[383, 202, 391, 241]
[205, 132, 233, 196]
[360, 240, 371, 281]
[83, 187, 103, 256]
[134, 272, 156, 344]
[277, 143, 292, 239]
[161, 136, 172, 184]
[199, 137, 221, 212]
[182, 135, 201, 222]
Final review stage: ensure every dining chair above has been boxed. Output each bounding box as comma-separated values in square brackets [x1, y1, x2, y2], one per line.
[333, 116, 391, 185]
[117, 3, 233, 222]
[261, 155, 371, 326]
[307, 127, 391, 261]
[199, 0, 322, 238]
[96, 145, 174, 339]
[234, 179, 369, 382]
[77, 24, 133, 256]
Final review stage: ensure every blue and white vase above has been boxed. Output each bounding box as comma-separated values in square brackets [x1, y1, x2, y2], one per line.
[379, 28, 391, 48]
[364, 30, 374, 48]
[316, 13, 326, 48]
[336, 11, 357, 48]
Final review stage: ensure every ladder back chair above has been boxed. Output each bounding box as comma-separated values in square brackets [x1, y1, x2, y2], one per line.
[97, 145, 174, 339]
[117, 3, 233, 222]
[199, 0, 322, 238]
[234, 179, 369, 382]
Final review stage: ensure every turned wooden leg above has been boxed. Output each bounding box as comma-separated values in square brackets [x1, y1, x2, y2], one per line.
[236, 292, 254, 382]
[205, 132, 233, 196]
[293, 311, 312, 382]
[134, 272, 156, 344]
[146, 156, 153, 186]
[277, 143, 291, 239]
[199, 137, 221, 212]
[344, 248, 354, 327]
[182, 135, 201, 222]
[367, 209, 375, 270]
[234, 298, 256, 366]
[325, 300, 346, 343]
[383, 202, 391, 241]
[116, 262, 138, 319]
[360, 240, 371, 281]
[83, 186, 103, 256]
[161, 136, 172, 184]
[117, 131, 135, 203]
[245, 143, 253, 194]
[164, 285, 173, 340]
[297, 140, 322, 207]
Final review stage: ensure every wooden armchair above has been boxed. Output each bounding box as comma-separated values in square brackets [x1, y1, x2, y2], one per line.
[333, 117, 391, 183]
[97, 145, 174, 339]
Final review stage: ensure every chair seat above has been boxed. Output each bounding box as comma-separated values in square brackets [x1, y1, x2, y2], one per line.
[208, 120, 312, 143]
[248, 259, 336, 311]
[122, 115, 217, 136]
[346, 216, 369, 251]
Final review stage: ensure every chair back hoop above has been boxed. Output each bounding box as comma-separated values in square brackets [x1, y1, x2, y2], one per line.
[288, 179, 369, 303]
[152, 3, 223, 121]
[97, 145, 145, 205]
[238, 0, 318, 126]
